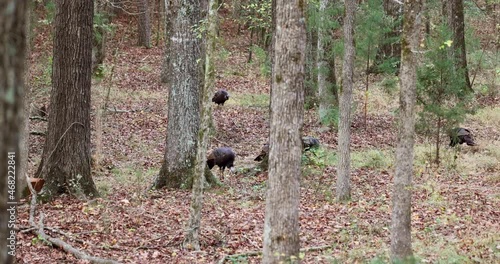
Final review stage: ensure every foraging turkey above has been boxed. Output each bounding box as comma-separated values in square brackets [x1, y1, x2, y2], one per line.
[212, 89, 230, 105]
[254, 143, 269, 161]
[254, 136, 320, 161]
[207, 147, 236, 177]
[302, 136, 320, 150]
[449, 127, 476, 147]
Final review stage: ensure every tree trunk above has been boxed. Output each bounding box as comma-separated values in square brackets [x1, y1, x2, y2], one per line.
[138, 0, 151, 48]
[262, 0, 306, 263]
[183, 0, 217, 250]
[391, 0, 423, 262]
[336, 0, 356, 202]
[161, 0, 172, 83]
[18, 1, 33, 198]
[154, 0, 203, 189]
[0, 1, 28, 263]
[317, 0, 337, 119]
[35, 0, 98, 200]
[444, 0, 472, 91]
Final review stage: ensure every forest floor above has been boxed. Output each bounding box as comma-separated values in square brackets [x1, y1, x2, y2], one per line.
[17, 6, 499, 264]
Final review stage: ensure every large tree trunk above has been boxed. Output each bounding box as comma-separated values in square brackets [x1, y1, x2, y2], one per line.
[154, 0, 203, 189]
[35, 0, 98, 200]
[183, 0, 217, 250]
[262, 0, 306, 263]
[138, 0, 151, 48]
[336, 0, 356, 202]
[0, 1, 28, 263]
[390, 0, 423, 262]
[317, 0, 338, 119]
[444, 0, 472, 91]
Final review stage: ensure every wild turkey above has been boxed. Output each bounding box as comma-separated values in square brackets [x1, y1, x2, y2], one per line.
[302, 136, 320, 150]
[212, 89, 230, 105]
[254, 136, 320, 161]
[449, 127, 476, 147]
[254, 143, 269, 161]
[207, 147, 236, 178]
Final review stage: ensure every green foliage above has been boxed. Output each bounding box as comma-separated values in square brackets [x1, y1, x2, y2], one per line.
[380, 75, 399, 96]
[249, 45, 271, 77]
[240, 0, 272, 40]
[319, 107, 340, 129]
[93, 12, 115, 44]
[38, 0, 56, 25]
[351, 149, 393, 170]
[355, 0, 397, 73]
[416, 23, 475, 158]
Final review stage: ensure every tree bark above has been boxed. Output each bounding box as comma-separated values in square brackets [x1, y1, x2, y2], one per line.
[444, 0, 472, 91]
[391, 0, 423, 262]
[183, 0, 217, 250]
[262, 0, 306, 263]
[154, 0, 203, 189]
[0, 1, 28, 263]
[336, 0, 356, 202]
[138, 0, 152, 48]
[35, 0, 98, 200]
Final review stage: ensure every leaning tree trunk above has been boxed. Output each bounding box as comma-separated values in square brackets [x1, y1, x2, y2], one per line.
[262, 0, 306, 263]
[0, 1, 28, 263]
[35, 0, 98, 200]
[138, 0, 151, 48]
[391, 0, 423, 262]
[183, 0, 217, 250]
[444, 0, 472, 91]
[336, 0, 356, 202]
[154, 0, 203, 189]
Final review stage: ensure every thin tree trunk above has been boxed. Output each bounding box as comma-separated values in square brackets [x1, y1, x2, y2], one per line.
[0, 2, 28, 263]
[444, 0, 472, 91]
[262, 0, 306, 262]
[35, 0, 98, 200]
[138, 0, 151, 48]
[336, 0, 356, 202]
[183, 0, 217, 250]
[391, 0, 423, 262]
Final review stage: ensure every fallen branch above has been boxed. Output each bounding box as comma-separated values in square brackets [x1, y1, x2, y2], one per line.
[25, 175, 122, 264]
[216, 245, 333, 264]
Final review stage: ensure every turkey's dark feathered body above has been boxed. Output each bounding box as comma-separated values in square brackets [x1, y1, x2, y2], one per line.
[254, 136, 320, 161]
[212, 90, 230, 105]
[449, 127, 476, 147]
[207, 147, 235, 172]
[254, 144, 269, 161]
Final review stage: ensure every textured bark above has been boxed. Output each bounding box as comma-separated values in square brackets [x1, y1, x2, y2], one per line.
[444, 0, 472, 91]
[184, 0, 216, 250]
[0, 1, 28, 263]
[161, 0, 172, 83]
[262, 0, 306, 263]
[336, 0, 356, 202]
[317, 0, 337, 118]
[35, 0, 98, 200]
[155, 0, 203, 189]
[138, 0, 151, 48]
[18, 2, 33, 198]
[390, 0, 423, 262]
